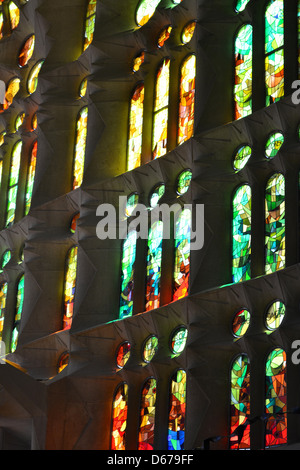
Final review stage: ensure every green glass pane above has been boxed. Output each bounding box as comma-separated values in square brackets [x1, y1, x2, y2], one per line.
[10, 274, 24, 353]
[232, 185, 251, 283]
[177, 169, 192, 195]
[83, 0, 97, 51]
[234, 24, 252, 120]
[265, 300, 285, 330]
[0, 282, 7, 341]
[265, 0, 284, 54]
[27, 59, 44, 94]
[173, 208, 190, 301]
[149, 183, 165, 208]
[265, 173, 285, 274]
[230, 354, 250, 449]
[235, 0, 250, 12]
[145, 221, 163, 311]
[125, 193, 139, 217]
[233, 145, 252, 171]
[265, 132, 284, 159]
[171, 326, 188, 355]
[6, 140, 22, 227]
[168, 369, 186, 450]
[119, 231, 137, 319]
[142, 335, 158, 363]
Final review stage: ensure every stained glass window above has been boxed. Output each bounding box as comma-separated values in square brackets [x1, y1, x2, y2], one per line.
[63, 246, 78, 330]
[233, 145, 252, 171]
[181, 21, 196, 45]
[6, 140, 22, 227]
[70, 213, 79, 234]
[119, 231, 137, 319]
[15, 112, 25, 132]
[152, 58, 170, 159]
[79, 77, 87, 98]
[176, 169, 192, 195]
[138, 378, 157, 450]
[178, 54, 196, 145]
[27, 59, 44, 94]
[116, 342, 131, 369]
[232, 184, 251, 283]
[265, 131, 284, 159]
[149, 183, 165, 208]
[234, 24, 253, 120]
[0, 282, 7, 341]
[142, 335, 158, 363]
[136, 0, 160, 27]
[232, 309, 251, 338]
[265, 300, 285, 331]
[73, 106, 88, 189]
[111, 382, 128, 450]
[132, 51, 145, 73]
[57, 351, 69, 373]
[235, 0, 251, 12]
[145, 221, 163, 311]
[173, 208, 190, 301]
[18, 34, 35, 67]
[83, 0, 97, 51]
[24, 140, 37, 215]
[170, 327, 188, 356]
[265, 173, 285, 274]
[11, 274, 24, 353]
[32, 113, 37, 131]
[265, 0, 284, 106]
[168, 369, 186, 450]
[230, 354, 250, 449]
[265, 348, 287, 447]
[125, 193, 139, 217]
[0, 250, 11, 272]
[2, 77, 20, 111]
[127, 83, 144, 171]
[0, 11, 3, 40]
[8, 1, 19, 30]
[157, 25, 172, 48]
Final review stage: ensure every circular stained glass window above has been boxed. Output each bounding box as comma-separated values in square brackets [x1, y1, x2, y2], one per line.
[125, 193, 139, 217]
[265, 132, 284, 159]
[265, 300, 285, 331]
[142, 335, 158, 363]
[170, 326, 188, 355]
[116, 341, 131, 369]
[232, 309, 251, 338]
[176, 169, 192, 195]
[149, 183, 165, 208]
[233, 145, 252, 171]
[181, 21, 196, 44]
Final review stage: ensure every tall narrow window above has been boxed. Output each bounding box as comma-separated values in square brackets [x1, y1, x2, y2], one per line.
[152, 58, 170, 159]
[127, 83, 144, 171]
[138, 377, 157, 450]
[111, 382, 128, 450]
[168, 369, 186, 450]
[6, 140, 22, 227]
[145, 221, 163, 311]
[230, 354, 250, 449]
[136, 0, 161, 27]
[265, 0, 284, 106]
[18, 34, 35, 67]
[232, 184, 251, 283]
[0, 282, 7, 342]
[63, 246, 78, 330]
[265, 173, 285, 274]
[173, 208, 191, 301]
[73, 106, 88, 190]
[265, 348, 287, 447]
[119, 230, 137, 319]
[8, 1, 19, 30]
[83, 0, 97, 51]
[24, 140, 37, 215]
[234, 24, 253, 120]
[178, 54, 196, 145]
[11, 274, 24, 353]
[0, 10, 4, 40]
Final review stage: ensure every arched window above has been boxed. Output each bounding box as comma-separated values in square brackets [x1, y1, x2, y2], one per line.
[62, 246, 78, 330]
[83, 0, 97, 51]
[18, 34, 35, 67]
[232, 184, 251, 283]
[111, 382, 128, 450]
[24, 140, 37, 215]
[173, 208, 191, 301]
[8, 1, 19, 30]
[265, 0, 284, 106]
[265, 173, 285, 274]
[145, 221, 163, 311]
[138, 377, 157, 450]
[73, 106, 88, 190]
[127, 83, 144, 171]
[265, 348, 287, 447]
[136, 0, 161, 27]
[178, 54, 196, 145]
[11, 274, 24, 353]
[0, 282, 7, 341]
[6, 140, 22, 227]
[230, 354, 250, 449]
[234, 24, 253, 120]
[119, 230, 137, 319]
[27, 59, 44, 95]
[168, 369, 186, 450]
[152, 58, 170, 159]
